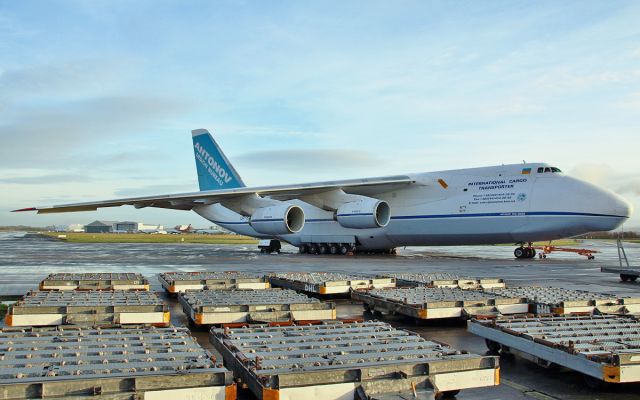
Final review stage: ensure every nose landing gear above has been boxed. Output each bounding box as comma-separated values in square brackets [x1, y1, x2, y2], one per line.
[514, 243, 536, 259]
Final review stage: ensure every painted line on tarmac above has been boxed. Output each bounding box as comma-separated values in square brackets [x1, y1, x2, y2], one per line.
[502, 379, 560, 400]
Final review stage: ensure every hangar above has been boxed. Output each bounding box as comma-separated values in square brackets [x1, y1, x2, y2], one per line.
[84, 220, 116, 233]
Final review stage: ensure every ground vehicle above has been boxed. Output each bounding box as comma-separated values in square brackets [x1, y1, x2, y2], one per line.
[258, 239, 281, 254]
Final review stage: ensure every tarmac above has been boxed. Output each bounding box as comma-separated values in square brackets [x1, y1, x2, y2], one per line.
[1, 231, 640, 399]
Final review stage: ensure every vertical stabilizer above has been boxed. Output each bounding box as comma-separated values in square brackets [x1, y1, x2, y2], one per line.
[191, 129, 245, 191]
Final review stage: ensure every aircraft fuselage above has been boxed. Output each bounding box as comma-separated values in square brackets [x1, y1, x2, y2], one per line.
[194, 163, 631, 250]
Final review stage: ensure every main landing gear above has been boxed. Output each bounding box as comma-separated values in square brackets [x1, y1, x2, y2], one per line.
[299, 243, 355, 256]
[514, 243, 536, 259]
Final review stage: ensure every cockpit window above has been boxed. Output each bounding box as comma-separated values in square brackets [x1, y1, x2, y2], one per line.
[537, 166, 562, 173]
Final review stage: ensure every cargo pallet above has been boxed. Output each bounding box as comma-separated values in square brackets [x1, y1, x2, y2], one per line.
[601, 266, 640, 282]
[39, 273, 149, 291]
[382, 272, 505, 289]
[352, 287, 529, 320]
[0, 326, 236, 399]
[5, 291, 169, 327]
[178, 289, 336, 326]
[468, 315, 640, 386]
[159, 271, 270, 294]
[269, 272, 395, 295]
[211, 320, 499, 400]
[481, 286, 640, 315]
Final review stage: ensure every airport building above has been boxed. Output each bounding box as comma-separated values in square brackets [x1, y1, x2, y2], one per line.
[84, 220, 117, 233]
[113, 221, 164, 232]
[84, 220, 163, 233]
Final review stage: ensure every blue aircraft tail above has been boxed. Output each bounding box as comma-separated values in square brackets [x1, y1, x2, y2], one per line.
[191, 129, 245, 191]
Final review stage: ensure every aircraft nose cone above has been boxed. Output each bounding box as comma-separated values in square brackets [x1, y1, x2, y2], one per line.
[612, 194, 633, 219]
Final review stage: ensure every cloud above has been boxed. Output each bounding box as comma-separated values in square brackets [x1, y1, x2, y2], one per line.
[0, 174, 90, 184]
[0, 61, 125, 100]
[212, 124, 322, 139]
[532, 69, 634, 92]
[620, 179, 640, 196]
[619, 91, 640, 111]
[234, 149, 382, 171]
[0, 95, 187, 167]
[569, 163, 640, 196]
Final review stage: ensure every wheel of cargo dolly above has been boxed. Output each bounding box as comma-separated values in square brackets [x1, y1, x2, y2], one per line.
[299, 244, 308, 254]
[485, 339, 502, 353]
[536, 358, 558, 370]
[514, 247, 526, 259]
[339, 244, 350, 255]
[329, 244, 338, 254]
[318, 244, 328, 254]
[436, 390, 460, 399]
[582, 374, 606, 389]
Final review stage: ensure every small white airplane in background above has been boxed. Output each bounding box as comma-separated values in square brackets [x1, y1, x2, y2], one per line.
[14, 129, 632, 258]
[137, 226, 167, 235]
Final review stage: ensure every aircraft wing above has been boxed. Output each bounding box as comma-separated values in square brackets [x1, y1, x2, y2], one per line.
[13, 175, 415, 214]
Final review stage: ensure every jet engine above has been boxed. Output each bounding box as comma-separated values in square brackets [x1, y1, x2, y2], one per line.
[336, 198, 390, 229]
[250, 204, 305, 235]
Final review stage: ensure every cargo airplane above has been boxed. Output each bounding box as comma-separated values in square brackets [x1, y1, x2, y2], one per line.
[14, 129, 632, 258]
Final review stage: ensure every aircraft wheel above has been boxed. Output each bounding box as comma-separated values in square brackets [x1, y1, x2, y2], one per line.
[529, 248, 536, 258]
[329, 244, 338, 254]
[621, 274, 630, 282]
[318, 244, 328, 254]
[299, 244, 308, 254]
[308, 244, 318, 254]
[514, 247, 526, 259]
[631, 276, 638, 282]
[339, 244, 350, 255]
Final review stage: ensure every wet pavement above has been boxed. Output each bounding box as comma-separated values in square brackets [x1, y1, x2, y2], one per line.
[1, 231, 639, 399]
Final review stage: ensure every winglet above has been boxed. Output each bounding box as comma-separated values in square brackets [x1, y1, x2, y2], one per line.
[11, 207, 37, 212]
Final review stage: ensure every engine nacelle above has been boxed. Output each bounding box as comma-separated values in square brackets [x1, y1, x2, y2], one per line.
[336, 199, 390, 229]
[250, 204, 305, 235]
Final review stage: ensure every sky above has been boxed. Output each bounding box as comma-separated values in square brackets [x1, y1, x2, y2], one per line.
[1, 0, 639, 229]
